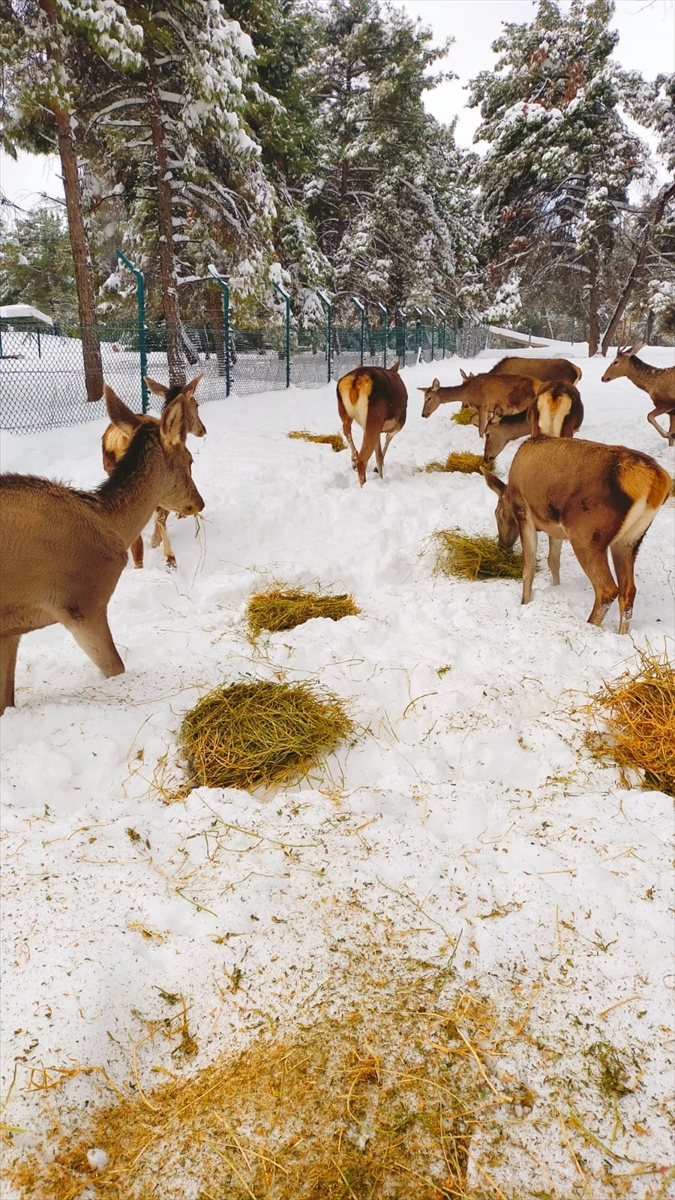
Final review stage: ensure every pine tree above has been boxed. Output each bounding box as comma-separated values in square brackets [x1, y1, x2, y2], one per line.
[1, 0, 142, 397]
[0, 205, 78, 323]
[469, 0, 650, 353]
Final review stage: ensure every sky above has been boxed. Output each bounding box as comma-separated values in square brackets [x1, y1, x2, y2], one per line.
[0, 0, 673, 212]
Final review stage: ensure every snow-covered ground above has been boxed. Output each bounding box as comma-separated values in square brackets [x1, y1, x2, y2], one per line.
[1, 343, 674, 1197]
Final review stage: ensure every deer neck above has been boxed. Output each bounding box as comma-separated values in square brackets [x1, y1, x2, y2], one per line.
[627, 356, 655, 391]
[93, 427, 170, 549]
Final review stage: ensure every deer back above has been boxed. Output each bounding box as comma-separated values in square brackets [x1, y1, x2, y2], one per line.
[488, 356, 582, 385]
[337, 363, 408, 430]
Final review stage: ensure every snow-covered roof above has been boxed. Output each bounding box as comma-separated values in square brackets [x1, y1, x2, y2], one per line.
[0, 303, 54, 326]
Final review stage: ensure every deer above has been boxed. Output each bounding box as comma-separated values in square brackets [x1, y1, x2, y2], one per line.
[102, 373, 206, 568]
[0, 385, 204, 715]
[337, 361, 408, 486]
[487, 356, 582, 386]
[601, 344, 675, 445]
[420, 372, 541, 438]
[482, 437, 670, 633]
[483, 381, 584, 460]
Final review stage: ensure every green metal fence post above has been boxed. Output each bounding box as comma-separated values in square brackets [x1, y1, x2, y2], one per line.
[273, 281, 291, 388]
[376, 302, 388, 368]
[426, 307, 435, 361]
[395, 306, 407, 367]
[116, 250, 149, 414]
[437, 308, 446, 359]
[316, 289, 332, 382]
[351, 297, 365, 365]
[412, 306, 423, 361]
[207, 264, 231, 396]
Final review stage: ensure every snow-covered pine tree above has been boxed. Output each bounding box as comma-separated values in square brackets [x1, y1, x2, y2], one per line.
[0, 205, 78, 324]
[469, 0, 651, 354]
[1, 0, 142, 398]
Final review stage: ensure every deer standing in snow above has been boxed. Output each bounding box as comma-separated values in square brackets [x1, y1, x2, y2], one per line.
[102, 373, 206, 567]
[0, 386, 204, 714]
[337, 362, 408, 486]
[482, 437, 670, 633]
[482, 381, 585, 459]
[601, 344, 675, 445]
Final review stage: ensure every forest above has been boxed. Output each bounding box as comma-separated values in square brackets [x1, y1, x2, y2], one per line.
[1, 0, 674, 384]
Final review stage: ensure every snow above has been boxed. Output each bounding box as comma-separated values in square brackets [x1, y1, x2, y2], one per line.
[0, 305, 54, 327]
[1, 344, 674, 1195]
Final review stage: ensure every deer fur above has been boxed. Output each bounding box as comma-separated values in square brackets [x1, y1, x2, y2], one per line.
[337, 361, 408, 486]
[482, 437, 670, 633]
[481, 381, 584, 460]
[487, 356, 582, 385]
[101, 373, 206, 567]
[419, 372, 541, 437]
[601, 344, 675, 445]
[0, 386, 204, 714]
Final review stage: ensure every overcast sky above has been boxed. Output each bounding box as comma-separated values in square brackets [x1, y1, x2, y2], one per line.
[0, 0, 673, 213]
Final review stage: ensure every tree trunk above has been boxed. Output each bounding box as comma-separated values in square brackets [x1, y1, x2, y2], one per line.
[586, 250, 600, 357]
[146, 39, 185, 387]
[41, 0, 103, 402]
[601, 181, 675, 355]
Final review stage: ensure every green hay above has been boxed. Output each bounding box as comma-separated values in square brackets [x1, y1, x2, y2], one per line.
[425, 451, 490, 475]
[179, 679, 354, 792]
[287, 429, 346, 452]
[451, 406, 476, 425]
[247, 587, 360, 637]
[434, 529, 523, 581]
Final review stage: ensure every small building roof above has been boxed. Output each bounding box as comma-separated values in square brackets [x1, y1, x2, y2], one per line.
[0, 304, 54, 326]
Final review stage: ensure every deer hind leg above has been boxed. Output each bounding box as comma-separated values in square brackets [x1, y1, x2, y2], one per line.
[151, 508, 176, 569]
[338, 400, 359, 468]
[546, 537, 563, 586]
[356, 416, 384, 487]
[568, 539, 618, 627]
[130, 534, 144, 569]
[60, 607, 125, 678]
[0, 634, 21, 715]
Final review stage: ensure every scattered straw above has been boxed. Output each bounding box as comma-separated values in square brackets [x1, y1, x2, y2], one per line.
[178, 679, 354, 792]
[247, 587, 360, 637]
[287, 430, 346, 453]
[452, 406, 476, 426]
[584, 647, 675, 797]
[433, 529, 523, 582]
[425, 451, 489, 475]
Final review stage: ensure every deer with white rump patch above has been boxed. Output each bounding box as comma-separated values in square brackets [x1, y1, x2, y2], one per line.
[601, 344, 675, 445]
[482, 437, 670, 633]
[337, 362, 407, 486]
[0, 386, 204, 714]
[483, 380, 585, 460]
[102, 373, 206, 568]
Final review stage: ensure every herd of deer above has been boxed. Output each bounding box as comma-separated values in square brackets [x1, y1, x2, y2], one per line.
[0, 344, 672, 715]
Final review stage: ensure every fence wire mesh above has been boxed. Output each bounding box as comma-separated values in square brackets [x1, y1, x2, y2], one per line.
[0, 314, 488, 435]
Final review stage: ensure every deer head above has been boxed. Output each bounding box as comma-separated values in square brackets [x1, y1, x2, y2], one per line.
[601, 343, 646, 383]
[418, 378, 442, 417]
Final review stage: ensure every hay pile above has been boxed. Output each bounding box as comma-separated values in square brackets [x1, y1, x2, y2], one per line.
[6, 958, 517, 1200]
[247, 587, 360, 637]
[585, 647, 675, 796]
[425, 451, 489, 475]
[287, 429, 346, 452]
[179, 678, 354, 792]
[434, 529, 523, 581]
[452, 406, 476, 426]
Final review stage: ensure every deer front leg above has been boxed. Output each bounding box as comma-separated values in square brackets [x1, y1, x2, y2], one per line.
[151, 508, 176, 569]
[377, 428, 399, 479]
[517, 510, 539, 605]
[547, 537, 562, 586]
[130, 534, 144, 569]
[0, 634, 21, 715]
[61, 607, 125, 677]
[569, 539, 618, 627]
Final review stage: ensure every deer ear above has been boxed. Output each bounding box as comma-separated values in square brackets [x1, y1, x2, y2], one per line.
[389, 360, 400, 373]
[182, 372, 204, 396]
[145, 376, 169, 397]
[432, 378, 440, 390]
[460, 369, 468, 380]
[160, 396, 187, 447]
[105, 385, 142, 436]
[480, 465, 506, 495]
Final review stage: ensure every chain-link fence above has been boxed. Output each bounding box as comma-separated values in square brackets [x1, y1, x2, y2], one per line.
[0, 305, 488, 435]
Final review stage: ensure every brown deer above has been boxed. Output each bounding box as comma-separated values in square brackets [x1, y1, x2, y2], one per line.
[420, 372, 541, 437]
[102, 373, 206, 568]
[482, 437, 670, 633]
[0, 386, 204, 714]
[601, 344, 675, 445]
[482, 381, 584, 460]
[337, 361, 408, 486]
[487, 356, 582, 386]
